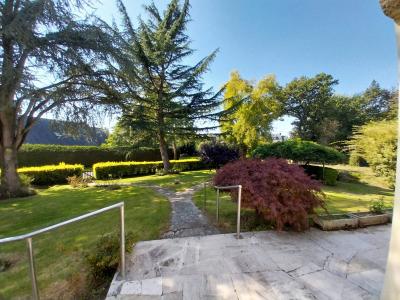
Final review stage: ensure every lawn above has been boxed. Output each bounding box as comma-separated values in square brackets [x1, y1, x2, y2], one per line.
[193, 165, 394, 233]
[95, 169, 214, 191]
[0, 166, 394, 298]
[0, 185, 170, 299]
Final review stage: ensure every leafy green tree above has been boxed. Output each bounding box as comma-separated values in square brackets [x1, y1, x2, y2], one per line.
[221, 71, 282, 154]
[0, 0, 111, 197]
[348, 120, 397, 187]
[282, 73, 338, 144]
[360, 80, 396, 121]
[107, 0, 222, 172]
[326, 83, 397, 147]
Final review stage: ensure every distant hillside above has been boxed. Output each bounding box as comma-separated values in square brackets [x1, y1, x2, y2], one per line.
[24, 118, 108, 146]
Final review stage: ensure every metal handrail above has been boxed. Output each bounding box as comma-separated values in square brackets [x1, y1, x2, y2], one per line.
[0, 202, 126, 300]
[210, 184, 242, 239]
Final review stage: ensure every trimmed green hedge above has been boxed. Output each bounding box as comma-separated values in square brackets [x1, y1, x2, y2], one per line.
[93, 159, 205, 180]
[18, 163, 84, 185]
[301, 165, 338, 186]
[18, 144, 173, 167]
[252, 139, 345, 164]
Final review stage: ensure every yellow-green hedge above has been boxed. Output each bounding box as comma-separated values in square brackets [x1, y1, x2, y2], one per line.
[93, 159, 205, 180]
[18, 163, 84, 185]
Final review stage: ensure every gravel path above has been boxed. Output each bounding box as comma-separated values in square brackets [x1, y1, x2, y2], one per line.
[151, 186, 219, 238]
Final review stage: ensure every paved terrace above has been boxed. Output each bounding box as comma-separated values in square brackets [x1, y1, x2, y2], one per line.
[107, 225, 390, 299]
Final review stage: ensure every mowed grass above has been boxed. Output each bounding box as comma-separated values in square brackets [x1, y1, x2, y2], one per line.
[0, 185, 170, 299]
[193, 165, 394, 232]
[95, 169, 214, 191]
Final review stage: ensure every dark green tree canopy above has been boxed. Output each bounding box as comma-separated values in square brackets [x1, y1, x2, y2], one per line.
[105, 0, 223, 171]
[282, 73, 338, 143]
[0, 0, 113, 197]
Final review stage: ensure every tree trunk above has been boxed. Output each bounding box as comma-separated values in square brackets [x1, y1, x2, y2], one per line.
[172, 140, 178, 160]
[0, 110, 23, 198]
[0, 146, 21, 198]
[158, 131, 171, 173]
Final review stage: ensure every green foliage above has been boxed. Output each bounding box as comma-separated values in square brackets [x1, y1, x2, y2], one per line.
[85, 232, 135, 282]
[104, 0, 223, 171]
[348, 120, 397, 187]
[18, 144, 171, 167]
[18, 174, 34, 188]
[221, 71, 283, 152]
[18, 163, 84, 185]
[252, 139, 345, 164]
[0, 0, 114, 196]
[369, 198, 386, 214]
[282, 75, 396, 145]
[93, 159, 205, 180]
[282, 73, 339, 143]
[302, 165, 339, 186]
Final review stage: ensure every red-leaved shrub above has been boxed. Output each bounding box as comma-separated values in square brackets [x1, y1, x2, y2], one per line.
[213, 158, 325, 231]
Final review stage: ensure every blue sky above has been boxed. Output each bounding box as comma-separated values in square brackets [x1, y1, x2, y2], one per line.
[93, 0, 398, 135]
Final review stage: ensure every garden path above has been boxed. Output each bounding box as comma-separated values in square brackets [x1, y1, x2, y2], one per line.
[151, 186, 219, 238]
[93, 181, 219, 238]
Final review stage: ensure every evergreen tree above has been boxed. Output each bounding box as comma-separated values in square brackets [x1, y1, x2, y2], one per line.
[0, 0, 111, 197]
[108, 0, 223, 172]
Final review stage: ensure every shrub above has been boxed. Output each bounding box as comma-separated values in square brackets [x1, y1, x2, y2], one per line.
[199, 142, 239, 169]
[18, 163, 84, 185]
[348, 120, 396, 187]
[213, 158, 325, 231]
[18, 144, 173, 167]
[93, 159, 205, 179]
[252, 139, 345, 164]
[369, 198, 385, 214]
[301, 165, 339, 186]
[85, 232, 135, 282]
[67, 175, 91, 188]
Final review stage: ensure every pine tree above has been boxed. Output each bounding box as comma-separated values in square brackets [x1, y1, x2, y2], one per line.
[109, 0, 223, 172]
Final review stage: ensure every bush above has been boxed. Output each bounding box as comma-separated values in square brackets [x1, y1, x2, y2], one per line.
[85, 232, 134, 281]
[18, 163, 84, 185]
[301, 165, 339, 186]
[18, 144, 173, 167]
[67, 175, 92, 188]
[199, 142, 239, 169]
[84, 232, 135, 297]
[369, 198, 385, 214]
[93, 159, 205, 180]
[213, 159, 325, 231]
[252, 139, 345, 164]
[348, 120, 396, 186]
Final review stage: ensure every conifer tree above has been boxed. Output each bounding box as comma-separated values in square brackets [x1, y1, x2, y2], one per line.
[110, 0, 223, 172]
[0, 0, 112, 197]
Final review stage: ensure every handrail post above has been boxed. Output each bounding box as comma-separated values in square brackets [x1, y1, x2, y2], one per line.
[203, 182, 207, 210]
[26, 237, 39, 300]
[120, 204, 126, 279]
[236, 185, 242, 239]
[216, 188, 220, 223]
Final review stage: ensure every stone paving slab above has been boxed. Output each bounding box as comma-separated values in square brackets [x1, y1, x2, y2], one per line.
[107, 225, 390, 299]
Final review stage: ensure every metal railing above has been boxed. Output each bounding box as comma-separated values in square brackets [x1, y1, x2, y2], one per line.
[0, 202, 126, 300]
[204, 184, 242, 239]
